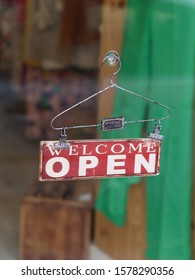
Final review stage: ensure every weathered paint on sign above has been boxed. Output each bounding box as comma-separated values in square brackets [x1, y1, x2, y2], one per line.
[39, 139, 161, 181]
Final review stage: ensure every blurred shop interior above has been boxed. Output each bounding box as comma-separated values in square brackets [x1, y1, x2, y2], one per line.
[0, 0, 195, 260]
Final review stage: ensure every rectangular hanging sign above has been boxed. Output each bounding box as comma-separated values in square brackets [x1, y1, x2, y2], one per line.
[39, 139, 161, 181]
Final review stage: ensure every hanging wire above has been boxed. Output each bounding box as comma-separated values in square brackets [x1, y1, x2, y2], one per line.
[50, 50, 171, 132]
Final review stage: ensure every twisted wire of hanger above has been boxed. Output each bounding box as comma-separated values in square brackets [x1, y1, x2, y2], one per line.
[50, 50, 171, 133]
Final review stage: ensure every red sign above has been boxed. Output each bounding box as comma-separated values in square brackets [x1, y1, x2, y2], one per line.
[39, 139, 161, 181]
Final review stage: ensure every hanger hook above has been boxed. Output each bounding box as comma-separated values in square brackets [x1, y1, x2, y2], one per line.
[101, 50, 121, 84]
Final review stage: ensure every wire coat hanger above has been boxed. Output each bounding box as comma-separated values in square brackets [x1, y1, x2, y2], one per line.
[50, 50, 171, 149]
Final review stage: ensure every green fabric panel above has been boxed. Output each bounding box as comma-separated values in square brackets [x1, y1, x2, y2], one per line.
[96, 0, 195, 261]
[96, 0, 153, 226]
[146, 0, 195, 259]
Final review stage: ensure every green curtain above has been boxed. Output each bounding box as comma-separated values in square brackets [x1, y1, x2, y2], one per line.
[96, 0, 195, 259]
[146, 0, 195, 260]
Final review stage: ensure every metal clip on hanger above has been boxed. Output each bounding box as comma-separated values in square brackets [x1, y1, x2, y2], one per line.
[50, 50, 171, 149]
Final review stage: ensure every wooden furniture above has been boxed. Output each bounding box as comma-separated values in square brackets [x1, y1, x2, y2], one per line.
[95, 0, 147, 260]
[20, 196, 92, 259]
